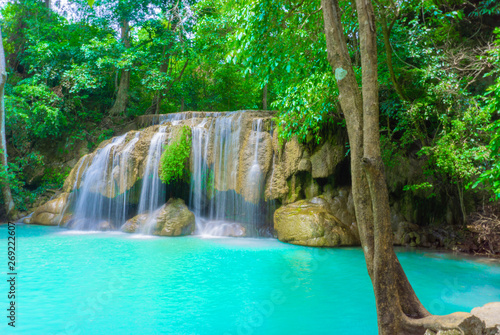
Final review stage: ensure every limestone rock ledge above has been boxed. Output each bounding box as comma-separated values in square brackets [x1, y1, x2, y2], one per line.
[30, 193, 69, 225]
[274, 197, 359, 247]
[422, 301, 500, 335]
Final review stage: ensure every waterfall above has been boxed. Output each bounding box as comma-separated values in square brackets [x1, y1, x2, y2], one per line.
[62, 111, 275, 236]
[209, 113, 244, 222]
[67, 134, 127, 230]
[115, 133, 140, 225]
[136, 127, 167, 234]
[189, 114, 268, 236]
[190, 119, 211, 217]
[243, 119, 265, 227]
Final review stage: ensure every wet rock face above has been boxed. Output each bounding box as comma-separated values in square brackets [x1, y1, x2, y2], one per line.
[274, 198, 360, 247]
[265, 133, 347, 203]
[121, 198, 195, 236]
[237, 128, 273, 204]
[310, 141, 344, 178]
[63, 112, 278, 207]
[31, 193, 69, 225]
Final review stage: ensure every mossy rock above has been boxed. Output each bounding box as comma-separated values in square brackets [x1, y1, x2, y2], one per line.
[274, 198, 359, 247]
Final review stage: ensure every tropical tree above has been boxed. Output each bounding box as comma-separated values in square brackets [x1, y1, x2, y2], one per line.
[321, 0, 484, 333]
[0, 27, 16, 219]
[139, 1, 194, 114]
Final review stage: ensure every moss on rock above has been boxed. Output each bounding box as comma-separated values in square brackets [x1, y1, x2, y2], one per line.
[274, 198, 359, 247]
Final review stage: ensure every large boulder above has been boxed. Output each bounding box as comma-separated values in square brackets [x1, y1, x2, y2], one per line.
[154, 198, 195, 236]
[31, 193, 69, 225]
[121, 198, 195, 236]
[274, 197, 359, 247]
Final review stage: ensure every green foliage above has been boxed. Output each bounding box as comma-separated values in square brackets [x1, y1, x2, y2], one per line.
[2, 0, 500, 216]
[159, 126, 192, 184]
[0, 151, 44, 212]
[471, 0, 500, 17]
[97, 129, 115, 144]
[403, 182, 434, 192]
[472, 28, 500, 199]
[474, 121, 500, 200]
[273, 73, 337, 144]
[419, 103, 490, 185]
[6, 79, 66, 140]
[42, 165, 72, 189]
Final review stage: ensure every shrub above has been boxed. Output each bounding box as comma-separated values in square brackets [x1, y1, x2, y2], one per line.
[159, 125, 192, 184]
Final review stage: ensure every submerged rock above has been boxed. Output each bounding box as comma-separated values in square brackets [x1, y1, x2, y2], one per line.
[31, 193, 69, 226]
[121, 198, 195, 236]
[274, 198, 359, 247]
[224, 223, 246, 237]
[208, 222, 247, 237]
[121, 213, 149, 233]
[96, 220, 112, 231]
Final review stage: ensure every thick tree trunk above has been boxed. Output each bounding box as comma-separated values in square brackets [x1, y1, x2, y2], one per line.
[322, 1, 483, 334]
[0, 28, 16, 219]
[110, 69, 130, 116]
[109, 20, 130, 116]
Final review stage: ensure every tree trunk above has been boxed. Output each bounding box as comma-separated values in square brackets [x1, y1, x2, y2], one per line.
[109, 20, 130, 116]
[322, 1, 483, 334]
[262, 83, 268, 110]
[0, 27, 16, 219]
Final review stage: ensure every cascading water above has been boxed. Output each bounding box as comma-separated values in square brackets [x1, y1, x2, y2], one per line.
[137, 126, 167, 234]
[115, 133, 140, 224]
[189, 114, 270, 236]
[190, 119, 211, 217]
[242, 118, 265, 226]
[67, 134, 127, 230]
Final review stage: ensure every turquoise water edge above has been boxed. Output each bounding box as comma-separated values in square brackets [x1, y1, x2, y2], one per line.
[1, 224, 499, 335]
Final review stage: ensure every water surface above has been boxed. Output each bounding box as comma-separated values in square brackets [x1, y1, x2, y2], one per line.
[1, 224, 499, 335]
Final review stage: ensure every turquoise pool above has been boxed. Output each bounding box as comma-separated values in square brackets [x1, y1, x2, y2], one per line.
[1, 224, 499, 335]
